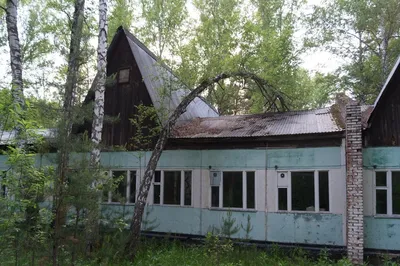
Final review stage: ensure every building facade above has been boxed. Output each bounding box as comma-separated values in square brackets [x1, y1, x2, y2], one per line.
[1, 27, 400, 264]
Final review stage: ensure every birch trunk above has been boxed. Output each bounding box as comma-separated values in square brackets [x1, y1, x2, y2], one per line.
[87, 0, 107, 251]
[53, 0, 85, 265]
[6, 0, 25, 139]
[125, 72, 283, 260]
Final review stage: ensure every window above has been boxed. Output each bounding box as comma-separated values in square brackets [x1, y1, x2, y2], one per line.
[152, 170, 192, 206]
[118, 68, 130, 83]
[278, 171, 330, 212]
[210, 171, 255, 209]
[375, 171, 400, 215]
[0, 171, 7, 197]
[103, 170, 136, 204]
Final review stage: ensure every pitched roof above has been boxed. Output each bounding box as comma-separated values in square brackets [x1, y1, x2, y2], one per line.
[172, 107, 344, 139]
[368, 55, 400, 124]
[111, 27, 219, 122]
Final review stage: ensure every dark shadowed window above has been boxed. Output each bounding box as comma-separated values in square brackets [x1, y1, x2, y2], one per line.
[393, 172, 400, 215]
[153, 171, 161, 204]
[278, 188, 287, 211]
[223, 172, 243, 208]
[319, 171, 329, 211]
[292, 172, 314, 211]
[247, 172, 255, 209]
[129, 171, 136, 203]
[164, 171, 181, 205]
[112, 171, 127, 203]
[184, 171, 192, 206]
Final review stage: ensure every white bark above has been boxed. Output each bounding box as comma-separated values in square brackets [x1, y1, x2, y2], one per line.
[90, 0, 108, 165]
[6, 0, 25, 136]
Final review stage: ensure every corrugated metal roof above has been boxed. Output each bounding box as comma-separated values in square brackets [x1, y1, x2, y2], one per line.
[124, 29, 219, 121]
[172, 107, 344, 138]
[0, 129, 55, 145]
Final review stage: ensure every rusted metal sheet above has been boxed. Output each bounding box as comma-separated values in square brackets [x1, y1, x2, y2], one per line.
[172, 107, 344, 138]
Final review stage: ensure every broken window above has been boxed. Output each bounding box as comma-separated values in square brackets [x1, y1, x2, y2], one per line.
[210, 171, 256, 209]
[152, 170, 192, 206]
[375, 171, 400, 215]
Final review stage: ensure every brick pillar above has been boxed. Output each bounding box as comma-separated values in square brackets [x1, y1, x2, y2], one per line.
[345, 103, 364, 264]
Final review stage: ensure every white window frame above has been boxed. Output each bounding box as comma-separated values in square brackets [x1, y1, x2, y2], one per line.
[209, 170, 256, 210]
[104, 169, 138, 204]
[152, 170, 193, 207]
[374, 170, 400, 216]
[277, 170, 330, 213]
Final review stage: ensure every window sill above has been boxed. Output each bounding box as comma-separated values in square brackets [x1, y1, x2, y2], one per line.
[101, 202, 135, 206]
[373, 215, 400, 219]
[276, 211, 332, 214]
[208, 207, 257, 213]
[152, 204, 193, 208]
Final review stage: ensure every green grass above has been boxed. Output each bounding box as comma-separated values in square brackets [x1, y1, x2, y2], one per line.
[2, 236, 399, 265]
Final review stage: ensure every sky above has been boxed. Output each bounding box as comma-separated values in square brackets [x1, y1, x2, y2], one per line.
[0, 0, 343, 99]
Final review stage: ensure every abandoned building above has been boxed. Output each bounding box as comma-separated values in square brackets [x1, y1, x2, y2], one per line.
[1, 27, 400, 263]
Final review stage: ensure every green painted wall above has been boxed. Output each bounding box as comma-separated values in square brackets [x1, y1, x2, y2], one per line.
[267, 147, 342, 169]
[364, 147, 400, 169]
[99, 205, 341, 244]
[365, 217, 400, 250]
[266, 213, 343, 245]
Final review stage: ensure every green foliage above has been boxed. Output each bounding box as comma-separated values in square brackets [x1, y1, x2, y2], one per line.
[129, 104, 161, 151]
[240, 214, 253, 240]
[0, 89, 60, 131]
[305, 0, 400, 103]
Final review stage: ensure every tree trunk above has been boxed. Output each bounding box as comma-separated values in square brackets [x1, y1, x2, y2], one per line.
[6, 0, 25, 140]
[87, 0, 107, 251]
[53, 1, 85, 265]
[125, 72, 284, 260]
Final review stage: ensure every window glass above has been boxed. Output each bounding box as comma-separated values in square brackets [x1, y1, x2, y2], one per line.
[112, 171, 127, 203]
[246, 172, 255, 209]
[164, 171, 181, 205]
[0, 171, 6, 197]
[292, 172, 315, 211]
[278, 188, 287, 211]
[211, 186, 219, 207]
[153, 184, 160, 204]
[223, 172, 243, 208]
[376, 189, 387, 214]
[376, 172, 387, 186]
[129, 171, 136, 203]
[392, 172, 400, 214]
[319, 171, 329, 212]
[184, 171, 192, 206]
[154, 171, 161, 183]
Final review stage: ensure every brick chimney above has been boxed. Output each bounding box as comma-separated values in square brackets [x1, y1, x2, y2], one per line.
[345, 103, 364, 264]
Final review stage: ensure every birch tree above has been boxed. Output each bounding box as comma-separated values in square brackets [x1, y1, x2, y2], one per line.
[53, 0, 86, 264]
[126, 72, 288, 260]
[87, 0, 107, 250]
[2, 0, 25, 140]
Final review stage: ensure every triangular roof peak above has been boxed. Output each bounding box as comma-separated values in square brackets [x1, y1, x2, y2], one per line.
[368, 56, 400, 125]
[108, 26, 219, 122]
